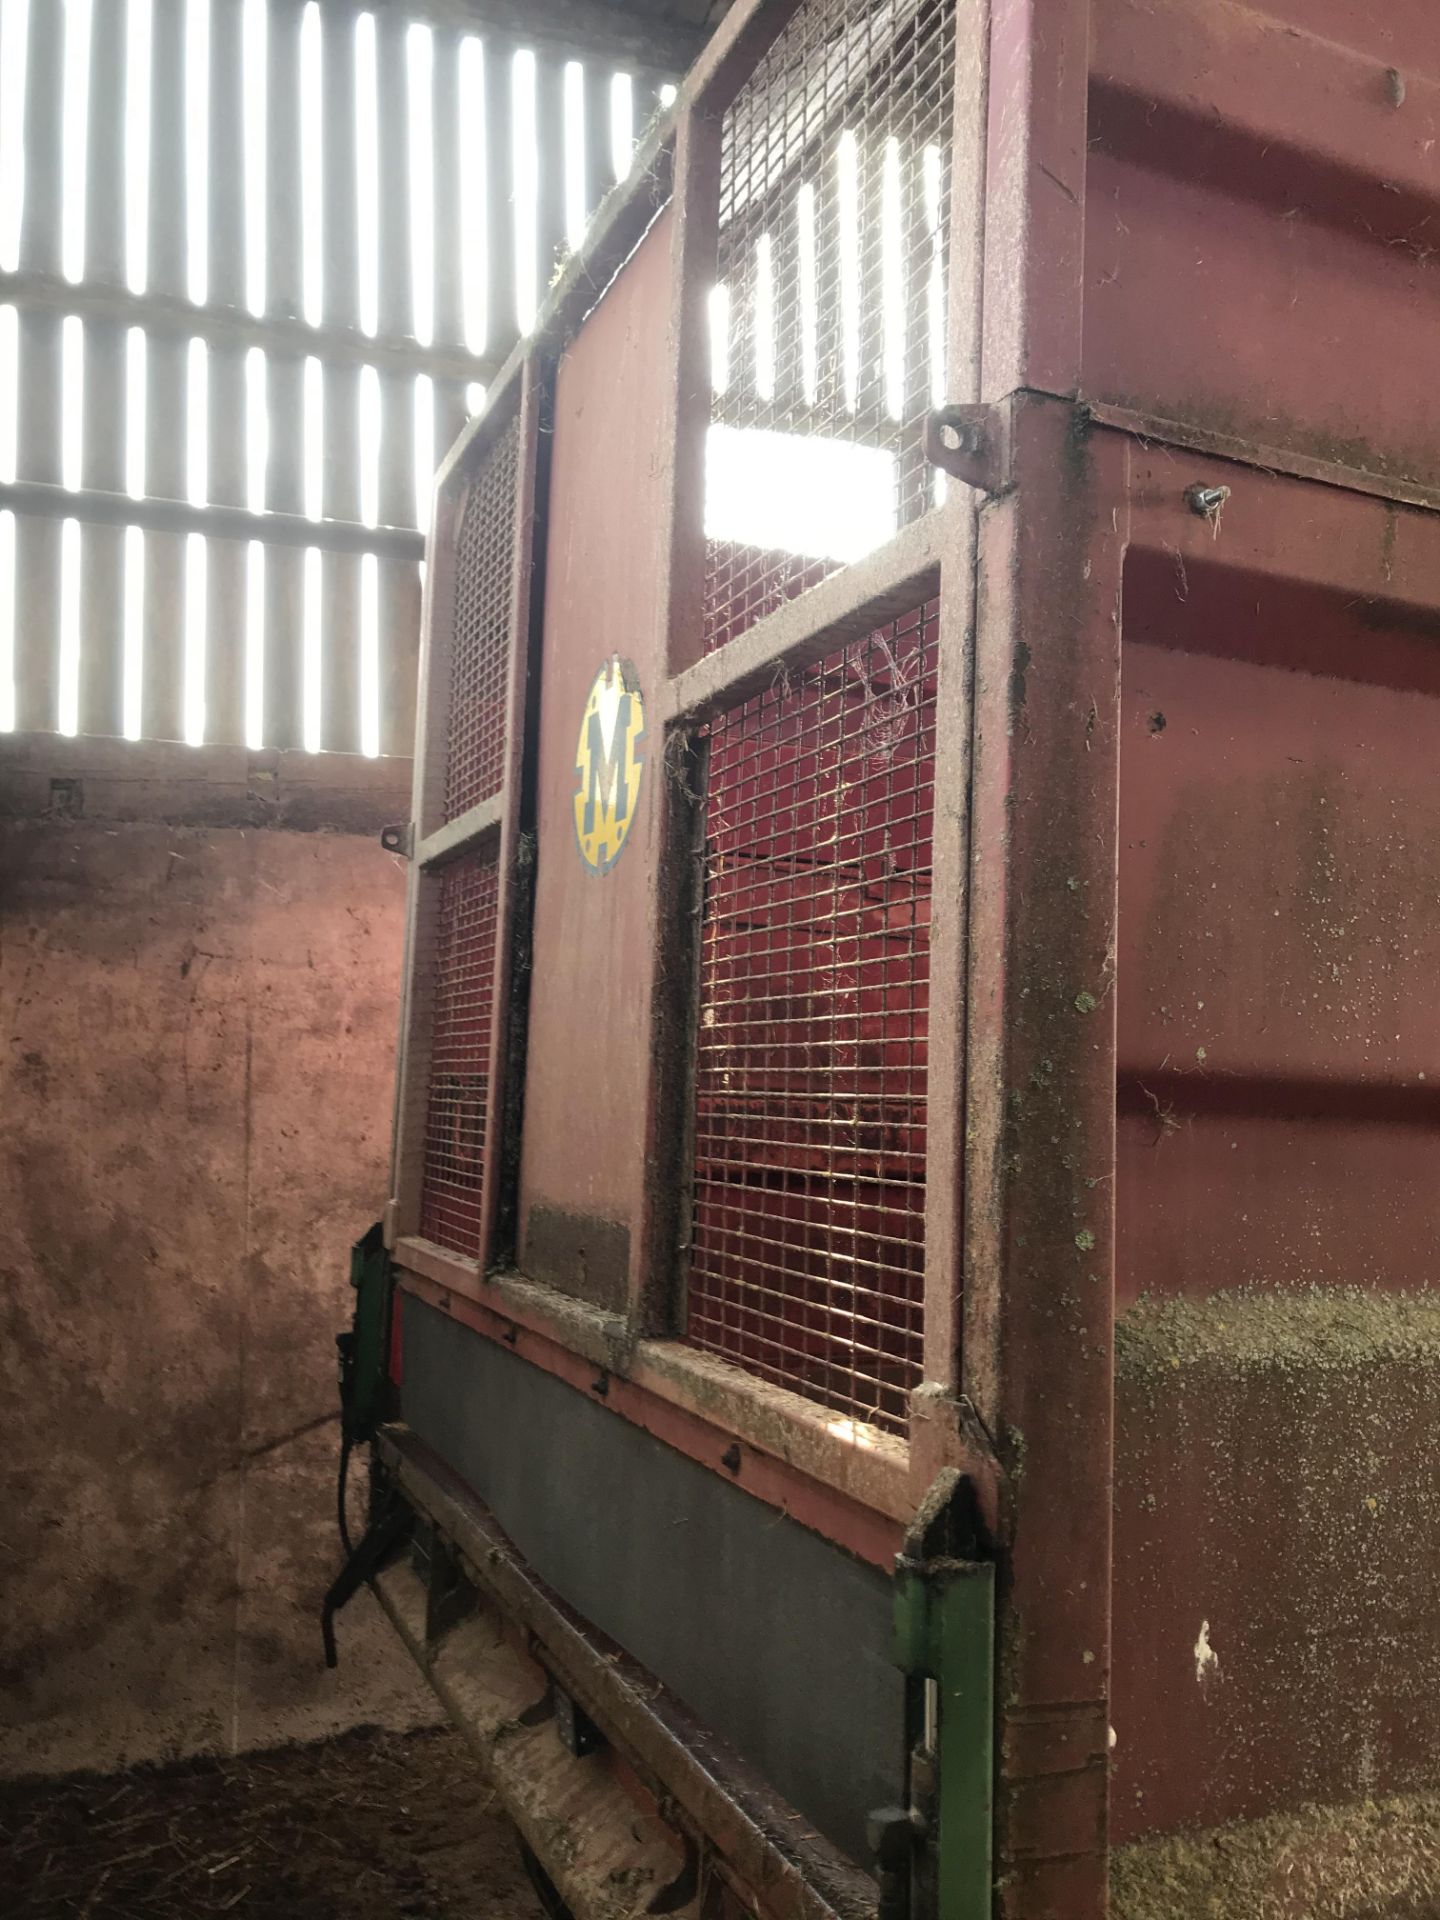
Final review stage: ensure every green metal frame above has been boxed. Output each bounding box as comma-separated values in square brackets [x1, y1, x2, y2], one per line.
[892, 1472, 995, 1920]
[322, 1222, 405, 1669]
[338, 1220, 395, 1444]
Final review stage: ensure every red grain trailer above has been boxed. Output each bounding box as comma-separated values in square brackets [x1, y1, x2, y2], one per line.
[327, 2, 1440, 1914]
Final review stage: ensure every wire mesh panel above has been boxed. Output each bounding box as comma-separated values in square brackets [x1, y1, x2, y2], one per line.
[687, 599, 939, 1434]
[419, 846, 501, 1258]
[703, 0, 955, 653]
[394, 361, 545, 1261]
[444, 413, 520, 820]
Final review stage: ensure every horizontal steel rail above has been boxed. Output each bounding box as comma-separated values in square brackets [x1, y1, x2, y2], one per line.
[661, 507, 947, 725]
[416, 793, 505, 868]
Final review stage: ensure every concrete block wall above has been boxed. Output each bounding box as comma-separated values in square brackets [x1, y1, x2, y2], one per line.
[0, 738, 440, 1779]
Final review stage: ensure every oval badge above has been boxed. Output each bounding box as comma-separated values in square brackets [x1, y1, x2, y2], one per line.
[573, 657, 646, 875]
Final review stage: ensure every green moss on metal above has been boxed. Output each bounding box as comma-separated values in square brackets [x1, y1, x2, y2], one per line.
[1116, 1287, 1440, 1379]
[1111, 1791, 1440, 1920]
[1113, 1292, 1440, 1915]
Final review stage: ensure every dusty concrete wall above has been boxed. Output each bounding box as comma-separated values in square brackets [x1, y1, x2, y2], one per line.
[0, 739, 439, 1778]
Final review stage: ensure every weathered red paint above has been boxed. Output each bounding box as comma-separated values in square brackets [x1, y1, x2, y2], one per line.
[1086, 0, 1440, 493]
[964, 399, 1128, 1918]
[516, 211, 678, 1303]
[382, 0, 1440, 1911]
[1105, 451, 1440, 1852]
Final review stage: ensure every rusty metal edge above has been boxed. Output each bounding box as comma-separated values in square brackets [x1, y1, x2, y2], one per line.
[479, 356, 550, 1277]
[1084, 398, 1440, 518]
[628, 98, 719, 1344]
[918, 503, 977, 1405]
[961, 395, 1127, 1920]
[684, 0, 808, 118]
[376, 1425, 881, 1920]
[980, 0, 1089, 402]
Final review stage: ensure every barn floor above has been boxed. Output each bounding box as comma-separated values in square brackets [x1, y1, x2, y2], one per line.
[1, 1726, 542, 1920]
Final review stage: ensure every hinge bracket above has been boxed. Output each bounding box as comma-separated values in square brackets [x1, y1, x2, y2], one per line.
[924, 403, 1014, 496]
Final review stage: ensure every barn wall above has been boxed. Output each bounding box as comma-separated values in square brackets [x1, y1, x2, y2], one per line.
[0, 738, 439, 1779]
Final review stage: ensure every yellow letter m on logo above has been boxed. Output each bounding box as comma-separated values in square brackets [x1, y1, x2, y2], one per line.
[573, 657, 646, 874]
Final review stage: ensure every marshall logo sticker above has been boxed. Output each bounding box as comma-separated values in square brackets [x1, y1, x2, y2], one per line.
[573, 657, 646, 874]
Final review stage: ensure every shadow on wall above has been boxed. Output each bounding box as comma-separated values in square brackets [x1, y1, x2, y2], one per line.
[0, 739, 441, 1779]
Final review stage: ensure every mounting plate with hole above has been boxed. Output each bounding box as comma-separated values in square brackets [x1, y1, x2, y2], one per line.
[924, 403, 1014, 496]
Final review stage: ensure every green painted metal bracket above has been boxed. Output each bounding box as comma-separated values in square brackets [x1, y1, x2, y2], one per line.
[892, 1472, 995, 1920]
[324, 1223, 402, 1667]
[338, 1220, 395, 1444]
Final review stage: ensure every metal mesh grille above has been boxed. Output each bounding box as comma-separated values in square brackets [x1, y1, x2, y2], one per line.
[703, 0, 955, 653]
[445, 416, 520, 822]
[686, 600, 939, 1434]
[419, 847, 501, 1259]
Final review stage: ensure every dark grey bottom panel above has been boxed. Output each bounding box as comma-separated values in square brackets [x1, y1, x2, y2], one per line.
[400, 1294, 903, 1864]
